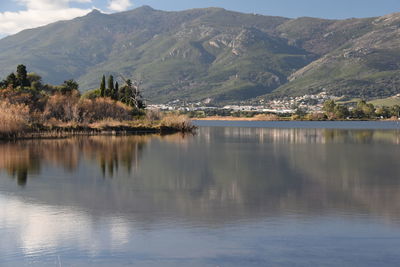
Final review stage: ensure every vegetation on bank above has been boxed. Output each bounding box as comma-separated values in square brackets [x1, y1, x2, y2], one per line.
[0, 65, 195, 139]
[181, 99, 400, 121]
[317, 99, 400, 120]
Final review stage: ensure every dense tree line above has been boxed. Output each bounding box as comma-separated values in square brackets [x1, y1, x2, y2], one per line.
[0, 64, 150, 129]
[322, 99, 400, 120]
[0, 65, 145, 111]
[0, 64, 80, 96]
[0, 65, 143, 126]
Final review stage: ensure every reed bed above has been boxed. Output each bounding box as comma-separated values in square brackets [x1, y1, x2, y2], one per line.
[0, 101, 30, 138]
[160, 114, 196, 132]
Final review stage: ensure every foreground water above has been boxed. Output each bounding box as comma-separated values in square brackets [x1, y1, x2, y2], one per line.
[1, 121, 400, 266]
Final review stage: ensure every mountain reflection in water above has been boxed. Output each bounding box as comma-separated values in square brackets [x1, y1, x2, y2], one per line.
[1, 127, 400, 266]
[0, 128, 399, 224]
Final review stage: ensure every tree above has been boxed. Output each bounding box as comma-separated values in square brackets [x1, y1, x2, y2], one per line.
[122, 79, 132, 103]
[6, 73, 17, 88]
[390, 105, 400, 118]
[27, 72, 42, 83]
[322, 99, 337, 119]
[322, 99, 336, 113]
[118, 84, 125, 101]
[0, 79, 6, 89]
[375, 106, 390, 118]
[334, 105, 349, 119]
[295, 107, 307, 117]
[107, 75, 114, 97]
[356, 100, 375, 118]
[113, 81, 119, 100]
[352, 101, 364, 118]
[31, 81, 41, 91]
[16, 64, 30, 87]
[82, 88, 101, 99]
[27, 73, 43, 91]
[60, 79, 79, 94]
[120, 78, 145, 109]
[100, 75, 106, 97]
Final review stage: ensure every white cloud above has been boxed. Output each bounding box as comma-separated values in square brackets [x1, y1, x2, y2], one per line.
[107, 0, 132, 12]
[0, 194, 132, 257]
[0, 0, 93, 36]
[16, 0, 92, 10]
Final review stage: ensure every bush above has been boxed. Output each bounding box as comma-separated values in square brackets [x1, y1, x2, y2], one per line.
[43, 93, 80, 122]
[0, 87, 47, 112]
[81, 88, 100, 99]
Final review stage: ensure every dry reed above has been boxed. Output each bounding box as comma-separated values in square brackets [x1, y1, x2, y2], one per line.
[0, 100, 30, 136]
[253, 114, 279, 121]
[160, 114, 196, 132]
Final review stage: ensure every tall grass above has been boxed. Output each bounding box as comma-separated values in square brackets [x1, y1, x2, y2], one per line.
[253, 114, 279, 121]
[146, 109, 162, 121]
[78, 98, 132, 122]
[160, 114, 196, 132]
[0, 101, 30, 136]
[44, 94, 132, 123]
[0, 90, 195, 138]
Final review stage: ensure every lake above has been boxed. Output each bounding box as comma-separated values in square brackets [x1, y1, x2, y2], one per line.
[1, 121, 400, 266]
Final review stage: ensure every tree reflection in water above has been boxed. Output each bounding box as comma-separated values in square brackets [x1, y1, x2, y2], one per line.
[0, 136, 152, 185]
[0, 128, 399, 225]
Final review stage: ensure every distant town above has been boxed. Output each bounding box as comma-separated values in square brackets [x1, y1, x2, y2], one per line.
[148, 91, 334, 114]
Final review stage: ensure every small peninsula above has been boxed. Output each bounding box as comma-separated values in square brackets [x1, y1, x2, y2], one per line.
[0, 65, 195, 140]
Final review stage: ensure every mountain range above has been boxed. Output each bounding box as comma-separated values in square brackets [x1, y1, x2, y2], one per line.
[0, 6, 399, 103]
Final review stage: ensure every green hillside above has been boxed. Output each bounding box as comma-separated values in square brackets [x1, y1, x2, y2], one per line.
[272, 13, 400, 99]
[0, 6, 400, 103]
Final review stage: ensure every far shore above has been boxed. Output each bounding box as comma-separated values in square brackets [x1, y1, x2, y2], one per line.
[192, 116, 400, 122]
[0, 125, 187, 141]
[192, 116, 284, 121]
[0, 118, 197, 141]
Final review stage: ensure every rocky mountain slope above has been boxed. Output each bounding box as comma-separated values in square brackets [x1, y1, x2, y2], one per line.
[274, 13, 400, 99]
[0, 6, 399, 103]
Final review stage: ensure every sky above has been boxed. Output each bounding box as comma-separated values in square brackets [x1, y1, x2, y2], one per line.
[0, 0, 399, 38]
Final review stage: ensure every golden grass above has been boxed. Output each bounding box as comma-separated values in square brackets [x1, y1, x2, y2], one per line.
[89, 118, 131, 129]
[0, 101, 30, 136]
[44, 94, 133, 123]
[78, 98, 132, 122]
[194, 114, 281, 121]
[253, 114, 280, 121]
[160, 114, 196, 131]
[0, 96, 195, 139]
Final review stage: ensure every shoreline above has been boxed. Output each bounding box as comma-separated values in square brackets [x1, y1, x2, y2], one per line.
[193, 116, 286, 121]
[2, 118, 399, 140]
[192, 116, 400, 122]
[0, 124, 195, 141]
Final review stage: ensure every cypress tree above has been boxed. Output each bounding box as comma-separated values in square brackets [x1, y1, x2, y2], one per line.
[125, 85, 131, 106]
[107, 75, 114, 97]
[114, 81, 119, 100]
[100, 75, 106, 97]
[123, 79, 132, 105]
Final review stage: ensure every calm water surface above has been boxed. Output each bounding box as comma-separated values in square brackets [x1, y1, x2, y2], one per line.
[1, 121, 400, 266]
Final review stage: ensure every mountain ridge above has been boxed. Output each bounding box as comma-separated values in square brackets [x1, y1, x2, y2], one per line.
[0, 6, 399, 103]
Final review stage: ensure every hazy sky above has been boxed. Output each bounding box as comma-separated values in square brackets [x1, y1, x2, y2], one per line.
[0, 0, 399, 37]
